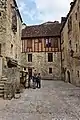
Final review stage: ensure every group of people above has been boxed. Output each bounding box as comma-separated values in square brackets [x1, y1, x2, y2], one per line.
[28, 70, 41, 89]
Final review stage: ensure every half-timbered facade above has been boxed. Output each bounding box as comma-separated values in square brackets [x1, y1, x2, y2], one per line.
[21, 22, 62, 80]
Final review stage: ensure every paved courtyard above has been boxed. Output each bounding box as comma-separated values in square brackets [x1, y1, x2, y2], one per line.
[0, 80, 80, 120]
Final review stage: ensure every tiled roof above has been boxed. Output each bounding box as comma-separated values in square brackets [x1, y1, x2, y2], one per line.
[22, 22, 62, 38]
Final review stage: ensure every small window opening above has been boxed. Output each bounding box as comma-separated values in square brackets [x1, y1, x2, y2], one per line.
[75, 12, 77, 20]
[0, 12, 1, 16]
[24, 67, 26, 71]
[76, 44, 77, 52]
[77, 71, 79, 78]
[49, 68, 52, 74]
[11, 44, 13, 54]
[28, 54, 32, 62]
[48, 53, 53, 62]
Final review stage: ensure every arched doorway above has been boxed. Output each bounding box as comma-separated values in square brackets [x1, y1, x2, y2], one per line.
[67, 71, 71, 83]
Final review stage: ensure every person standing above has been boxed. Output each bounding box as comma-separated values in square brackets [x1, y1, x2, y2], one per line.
[33, 70, 37, 89]
[28, 72, 32, 88]
[36, 73, 41, 88]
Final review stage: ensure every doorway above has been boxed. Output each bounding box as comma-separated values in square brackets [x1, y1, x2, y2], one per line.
[28, 68, 32, 77]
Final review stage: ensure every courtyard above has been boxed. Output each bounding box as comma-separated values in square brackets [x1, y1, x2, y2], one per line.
[0, 80, 80, 120]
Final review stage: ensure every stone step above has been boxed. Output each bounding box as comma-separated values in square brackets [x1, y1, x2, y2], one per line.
[1, 75, 6, 78]
[0, 86, 4, 90]
[0, 93, 4, 97]
[0, 82, 5, 85]
[0, 82, 4, 87]
[0, 82, 4, 85]
[0, 90, 4, 98]
[0, 89, 4, 93]
[1, 77, 7, 81]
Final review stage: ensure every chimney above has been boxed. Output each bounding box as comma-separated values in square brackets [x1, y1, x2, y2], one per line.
[22, 23, 26, 30]
[70, 2, 74, 9]
[61, 17, 66, 24]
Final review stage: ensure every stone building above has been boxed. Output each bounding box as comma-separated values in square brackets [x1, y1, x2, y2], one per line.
[61, 0, 80, 86]
[0, 0, 22, 98]
[21, 21, 62, 80]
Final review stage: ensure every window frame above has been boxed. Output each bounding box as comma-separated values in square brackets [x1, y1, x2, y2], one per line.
[45, 38, 52, 48]
[49, 68, 52, 74]
[48, 53, 53, 62]
[28, 54, 32, 62]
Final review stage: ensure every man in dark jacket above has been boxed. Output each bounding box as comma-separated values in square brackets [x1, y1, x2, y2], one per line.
[33, 70, 37, 89]
[36, 73, 41, 88]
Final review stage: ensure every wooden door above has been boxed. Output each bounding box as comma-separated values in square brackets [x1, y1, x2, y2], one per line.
[28, 68, 32, 77]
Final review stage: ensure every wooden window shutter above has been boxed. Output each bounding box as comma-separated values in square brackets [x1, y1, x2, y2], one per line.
[27, 40, 32, 48]
[54, 39, 58, 48]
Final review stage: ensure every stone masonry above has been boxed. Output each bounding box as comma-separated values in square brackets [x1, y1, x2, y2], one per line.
[61, 0, 80, 86]
[0, 0, 22, 98]
[21, 22, 62, 80]
[21, 52, 61, 80]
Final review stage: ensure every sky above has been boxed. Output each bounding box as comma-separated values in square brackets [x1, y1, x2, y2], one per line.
[16, 0, 73, 25]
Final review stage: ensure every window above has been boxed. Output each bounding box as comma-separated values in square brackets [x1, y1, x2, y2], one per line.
[48, 53, 53, 62]
[79, 22, 80, 30]
[12, 7, 17, 32]
[49, 68, 52, 74]
[28, 54, 32, 62]
[0, 44, 1, 55]
[68, 16, 72, 32]
[24, 67, 26, 70]
[69, 40, 71, 46]
[27, 40, 32, 48]
[54, 39, 58, 48]
[11, 44, 13, 54]
[0, 12, 1, 16]
[77, 71, 79, 78]
[45, 38, 51, 47]
[75, 12, 77, 20]
[76, 44, 77, 52]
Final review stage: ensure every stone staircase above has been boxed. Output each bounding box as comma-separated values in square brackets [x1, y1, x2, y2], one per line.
[0, 76, 7, 98]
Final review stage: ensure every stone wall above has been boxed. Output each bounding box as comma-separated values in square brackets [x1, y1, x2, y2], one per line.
[0, 0, 22, 97]
[21, 52, 61, 80]
[3, 67, 20, 99]
[61, 0, 80, 86]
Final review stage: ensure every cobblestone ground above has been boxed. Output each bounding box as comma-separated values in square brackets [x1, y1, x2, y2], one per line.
[0, 80, 80, 120]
